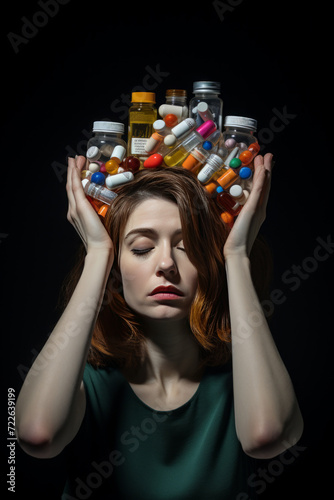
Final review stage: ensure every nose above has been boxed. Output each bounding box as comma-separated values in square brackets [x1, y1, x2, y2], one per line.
[155, 245, 178, 277]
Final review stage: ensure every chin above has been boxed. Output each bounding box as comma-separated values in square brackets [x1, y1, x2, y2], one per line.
[136, 305, 189, 322]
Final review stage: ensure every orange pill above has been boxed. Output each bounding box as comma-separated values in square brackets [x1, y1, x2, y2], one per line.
[221, 211, 234, 228]
[98, 204, 109, 217]
[164, 113, 178, 127]
[239, 150, 253, 164]
[105, 159, 119, 175]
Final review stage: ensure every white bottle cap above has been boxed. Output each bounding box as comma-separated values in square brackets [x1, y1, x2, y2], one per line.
[197, 102, 214, 122]
[92, 121, 124, 134]
[153, 120, 167, 132]
[229, 184, 243, 198]
[224, 116, 257, 132]
[171, 118, 196, 139]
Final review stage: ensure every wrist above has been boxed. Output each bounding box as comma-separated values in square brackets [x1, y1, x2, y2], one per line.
[224, 252, 251, 274]
[85, 246, 114, 266]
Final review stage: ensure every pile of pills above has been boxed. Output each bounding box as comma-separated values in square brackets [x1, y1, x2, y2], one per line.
[82, 84, 260, 226]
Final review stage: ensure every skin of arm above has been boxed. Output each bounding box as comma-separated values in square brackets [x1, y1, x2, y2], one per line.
[224, 154, 304, 459]
[16, 157, 114, 458]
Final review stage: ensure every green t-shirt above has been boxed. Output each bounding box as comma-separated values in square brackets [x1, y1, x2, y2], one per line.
[62, 362, 256, 499]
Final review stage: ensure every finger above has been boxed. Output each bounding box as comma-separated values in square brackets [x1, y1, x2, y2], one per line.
[66, 157, 77, 220]
[74, 154, 88, 173]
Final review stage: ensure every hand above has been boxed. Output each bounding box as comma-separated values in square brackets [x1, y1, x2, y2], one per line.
[223, 153, 273, 260]
[66, 156, 114, 255]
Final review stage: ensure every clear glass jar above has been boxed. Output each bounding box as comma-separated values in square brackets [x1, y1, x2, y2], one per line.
[222, 116, 258, 153]
[189, 81, 223, 130]
[158, 89, 188, 125]
[86, 121, 127, 164]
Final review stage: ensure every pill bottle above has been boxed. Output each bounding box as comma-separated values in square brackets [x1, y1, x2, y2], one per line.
[81, 178, 118, 205]
[159, 89, 188, 122]
[86, 121, 127, 164]
[189, 81, 223, 130]
[222, 116, 258, 152]
[128, 92, 157, 162]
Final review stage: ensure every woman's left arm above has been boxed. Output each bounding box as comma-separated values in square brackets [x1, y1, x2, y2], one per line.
[224, 153, 304, 459]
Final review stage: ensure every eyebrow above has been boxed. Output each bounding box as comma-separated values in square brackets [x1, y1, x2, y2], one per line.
[124, 227, 182, 241]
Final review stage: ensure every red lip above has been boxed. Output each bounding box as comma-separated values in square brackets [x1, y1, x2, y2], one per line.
[149, 285, 184, 296]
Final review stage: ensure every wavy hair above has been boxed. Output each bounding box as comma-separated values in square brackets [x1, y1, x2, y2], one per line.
[61, 167, 272, 369]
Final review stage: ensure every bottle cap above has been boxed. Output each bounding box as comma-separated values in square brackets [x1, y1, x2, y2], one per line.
[166, 89, 187, 97]
[196, 120, 216, 139]
[229, 184, 243, 198]
[216, 186, 224, 193]
[207, 154, 224, 169]
[224, 116, 257, 132]
[131, 92, 156, 103]
[93, 121, 124, 134]
[193, 81, 221, 93]
[153, 119, 167, 132]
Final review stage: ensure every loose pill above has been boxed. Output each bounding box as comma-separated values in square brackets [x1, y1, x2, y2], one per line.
[224, 138, 236, 149]
[105, 158, 119, 175]
[91, 172, 105, 185]
[87, 146, 101, 161]
[88, 162, 100, 173]
[239, 167, 253, 179]
[122, 155, 141, 173]
[105, 172, 134, 189]
[229, 158, 242, 169]
[143, 153, 164, 168]
[164, 134, 177, 147]
[164, 114, 178, 127]
[239, 150, 253, 164]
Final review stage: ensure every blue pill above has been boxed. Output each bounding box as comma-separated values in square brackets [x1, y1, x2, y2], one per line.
[91, 172, 105, 185]
[239, 167, 252, 180]
[202, 141, 213, 151]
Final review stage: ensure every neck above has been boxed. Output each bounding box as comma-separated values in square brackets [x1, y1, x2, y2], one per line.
[134, 318, 201, 385]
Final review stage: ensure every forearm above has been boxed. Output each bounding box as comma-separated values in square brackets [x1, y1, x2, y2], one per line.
[16, 248, 113, 452]
[225, 253, 303, 457]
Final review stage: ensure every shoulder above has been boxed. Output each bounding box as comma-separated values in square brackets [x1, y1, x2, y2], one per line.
[83, 362, 122, 391]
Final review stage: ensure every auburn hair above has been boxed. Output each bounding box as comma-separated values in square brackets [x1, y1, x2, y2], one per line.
[60, 167, 272, 369]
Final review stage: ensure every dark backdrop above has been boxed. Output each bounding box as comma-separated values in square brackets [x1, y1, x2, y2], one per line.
[1, 1, 333, 498]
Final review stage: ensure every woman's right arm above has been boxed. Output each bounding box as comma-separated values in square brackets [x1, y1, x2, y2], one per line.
[16, 156, 114, 459]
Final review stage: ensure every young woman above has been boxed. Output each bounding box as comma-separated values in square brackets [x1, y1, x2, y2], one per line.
[16, 154, 303, 499]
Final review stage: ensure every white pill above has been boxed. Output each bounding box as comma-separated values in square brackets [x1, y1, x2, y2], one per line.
[105, 172, 134, 189]
[88, 162, 100, 173]
[87, 146, 101, 161]
[164, 134, 177, 146]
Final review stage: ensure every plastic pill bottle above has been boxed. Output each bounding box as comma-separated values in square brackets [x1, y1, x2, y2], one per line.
[189, 81, 223, 130]
[222, 116, 258, 152]
[128, 92, 157, 162]
[86, 121, 127, 164]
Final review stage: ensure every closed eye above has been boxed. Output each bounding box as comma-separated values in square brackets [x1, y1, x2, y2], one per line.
[131, 248, 154, 256]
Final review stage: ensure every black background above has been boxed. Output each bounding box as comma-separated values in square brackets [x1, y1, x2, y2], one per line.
[1, 0, 333, 498]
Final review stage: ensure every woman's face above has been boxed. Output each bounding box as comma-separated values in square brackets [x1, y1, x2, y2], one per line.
[119, 198, 198, 321]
